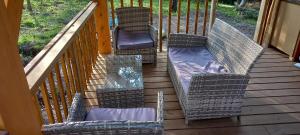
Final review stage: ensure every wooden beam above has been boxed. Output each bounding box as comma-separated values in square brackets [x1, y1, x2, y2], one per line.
[93, 0, 112, 54]
[261, 0, 281, 47]
[0, 114, 4, 130]
[168, 0, 172, 36]
[0, 0, 42, 134]
[202, 0, 209, 36]
[2, 0, 24, 43]
[159, 0, 163, 52]
[208, 0, 218, 32]
[254, 0, 270, 42]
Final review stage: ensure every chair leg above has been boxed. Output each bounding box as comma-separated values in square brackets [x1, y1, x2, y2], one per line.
[185, 119, 189, 125]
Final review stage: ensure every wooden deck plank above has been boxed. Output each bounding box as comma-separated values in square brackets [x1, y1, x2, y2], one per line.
[85, 47, 300, 135]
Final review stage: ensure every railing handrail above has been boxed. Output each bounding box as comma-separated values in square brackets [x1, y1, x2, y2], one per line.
[24, 1, 94, 75]
[26, 2, 97, 93]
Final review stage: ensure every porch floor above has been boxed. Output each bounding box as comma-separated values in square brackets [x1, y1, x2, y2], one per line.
[86, 47, 300, 135]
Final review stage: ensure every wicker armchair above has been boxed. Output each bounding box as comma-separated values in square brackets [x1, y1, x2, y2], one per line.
[167, 19, 263, 124]
[113, 7, 158, 64]
[42, 91, 164, 135]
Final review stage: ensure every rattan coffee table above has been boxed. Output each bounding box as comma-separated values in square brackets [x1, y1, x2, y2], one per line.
[96, 55, 144, 108]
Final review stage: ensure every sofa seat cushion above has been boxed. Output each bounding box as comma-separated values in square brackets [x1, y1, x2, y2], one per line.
[117, 30, 154, 50]
[168, 47, 228, 94]
[85, 108, 156, 121]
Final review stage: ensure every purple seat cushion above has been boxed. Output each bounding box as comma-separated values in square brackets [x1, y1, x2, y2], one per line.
[168, 47, 228, 94]
[117, 30, 154, 50]
[85, 108, 156, 121]
[0, 131, 8, 135]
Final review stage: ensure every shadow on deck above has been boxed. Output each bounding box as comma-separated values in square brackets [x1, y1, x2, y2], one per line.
[86, 47, 300, 135]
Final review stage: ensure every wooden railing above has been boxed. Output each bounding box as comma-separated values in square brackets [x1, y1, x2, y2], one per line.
[108, 0, 210, 52]
[25, 2, 98, 124]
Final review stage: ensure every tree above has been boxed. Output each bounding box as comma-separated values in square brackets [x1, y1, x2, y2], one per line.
[26, 0, 33, 12]
[237, 0, 248, 8]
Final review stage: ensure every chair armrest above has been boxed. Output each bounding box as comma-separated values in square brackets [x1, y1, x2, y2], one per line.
[156, 91, 164, 122]
[149, 25, 158, 48]
[67, 93, 87, 122]
[167, 33, 207, 48]
[42, 121, 163, 135]
[112, 26, 120, 50]
[106, 55, 143, 74]
[188, 73, 250, 99]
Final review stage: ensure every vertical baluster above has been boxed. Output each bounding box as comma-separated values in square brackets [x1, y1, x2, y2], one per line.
[177, 0, 181, 33]
[47, 72, 63, 122]
[138, 0, 143, 7]
[209, 0, 218, 31]
[93, 16, 98, 63]
[194, 0, 200, 34]
[168, 0, 172, 36]
[86, 20, 94, 70]
[202, 0, 209, 36]
[111, 0, 115, 28]
[186, 0, 191, 33]
[54, 63, 68, 118]
[130, 0, 133, 7]
[32, 92, 44, 124]
[69, 46, 82, 93]
[75, 38, 87, 92]
[159, 0, 163, 52]
[65, 51, 76, 96]
[79, 29, 90, 81]
[120, 0, 124, 7]
[61, 55, 72, 105]
[40, 82, 55, 124]
[81, 25, 91, 79]
[90, 15, 98, 65]
[150, 0, 153, 25]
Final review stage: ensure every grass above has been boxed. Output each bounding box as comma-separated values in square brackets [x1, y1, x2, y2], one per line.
[19, 0, 90, 64]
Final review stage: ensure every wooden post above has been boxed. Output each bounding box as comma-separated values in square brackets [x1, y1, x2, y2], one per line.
[185, 0, 191, 33]
[202, 0, 209, 36]
[168, 0, 173, 36]
[208, 0, 218, 32]
[0, 114, 4, 130]
[93, 0, 112, 54]
[0, 0, 42, 134]
[159, 0, 163, 52]
[254, 0, 269, 42]
[261, 0, 280, 47]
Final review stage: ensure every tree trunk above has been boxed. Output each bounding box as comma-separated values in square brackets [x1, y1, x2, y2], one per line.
[238, 0, 247, 8]
[26, 0, 33, 12]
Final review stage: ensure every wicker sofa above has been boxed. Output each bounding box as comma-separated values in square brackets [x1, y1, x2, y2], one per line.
[113, 7, 158, 64]
[42, 91, 164, 135]
[167, 19, 263, 124]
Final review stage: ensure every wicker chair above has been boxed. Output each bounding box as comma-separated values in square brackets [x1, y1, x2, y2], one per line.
[113, 7, 158, 64]
[167, 18, 263, 124]
[42, 91, 164, 135]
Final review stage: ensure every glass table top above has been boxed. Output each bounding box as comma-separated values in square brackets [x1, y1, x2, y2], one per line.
[104, 66, 143, 90]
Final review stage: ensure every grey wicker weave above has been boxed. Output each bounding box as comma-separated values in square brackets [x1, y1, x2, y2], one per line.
[167, 19, 264, 124]
[113, 7, 158, 64]
[42, 91, 164, 135]
[97, 55, 144, 108]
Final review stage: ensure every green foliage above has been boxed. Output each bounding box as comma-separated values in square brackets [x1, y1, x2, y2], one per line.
[19, 0, 90, 65]
[218, 0, 235, 5]
[237, 7, 259, 20]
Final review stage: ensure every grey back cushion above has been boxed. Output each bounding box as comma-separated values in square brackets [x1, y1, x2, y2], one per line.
[207, 19, 263, 75]
[116, 7, 150, 32]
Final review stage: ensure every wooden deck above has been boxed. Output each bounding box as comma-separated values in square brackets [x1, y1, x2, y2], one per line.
[86, 47, 300, 135]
